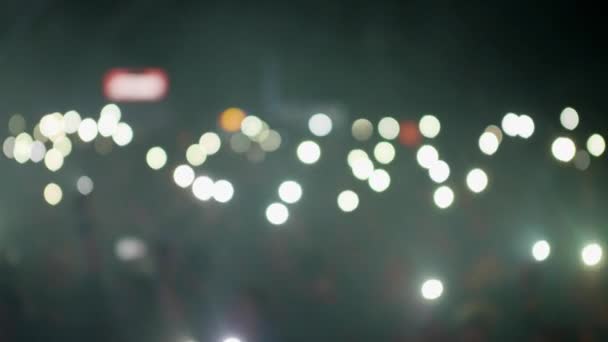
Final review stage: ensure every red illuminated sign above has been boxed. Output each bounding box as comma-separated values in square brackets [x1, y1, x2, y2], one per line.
[103, 68, 169, 102]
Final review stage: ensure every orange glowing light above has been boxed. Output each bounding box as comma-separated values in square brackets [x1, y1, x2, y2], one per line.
[399, 120, 421, 147]
[219, 107, 246, 132]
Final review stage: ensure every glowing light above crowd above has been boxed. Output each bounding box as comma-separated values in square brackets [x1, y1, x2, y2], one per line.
[586, 133, 605, 157]
[192, 176, 214, 201]
[581, 243, 603, 267]
[419, 115, 441, 139]
[297, 140, 321, 164]
[421, 279, 443, 300]
[186, 144, 207, 166]
[266, 202, 289, 225]
[368, 169, 391, 192]
[78, 118, 98, 142]
[551, 137, 576, 162]
[146, 147, 167, 170]
[428, 160, 450, 183]
[433, 185, 454, 209]
[501, 113, 520, 137]
[77, 176, 94, 195]
[373, 141, 396, 164]
[560, 107, 579, 131]
[517, 114, 535, 139]
[44, 148, 64, 172]
[337, 190, 359, 212]
[308, 113, 333, 137]
[532, 240, 551, 262]
[112, 122, 133, 146]
[466, 168, 488, 193]
[351, 118, 373, 141]
[378, 117, 400, 140]
[479, 132, 500, 155]
[212, 180, 234, 203]
[416, 145, 439, 169]
[43, 183, 62, 206]
[278, 181, 303, 204]
[199, 132, 221, 155]
[241, 115, 263, 138]
[173, 164, 195, 188]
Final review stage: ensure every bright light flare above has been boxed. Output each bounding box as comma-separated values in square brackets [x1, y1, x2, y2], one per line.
[416, 145, 439, 169]
[582, 243, 603, 267]
[421, 279, 443, 300]
[115, 237, 147, 261]
[501, 113, 519, 137]
[146, 147, 167, 170]
[186, 144, 207, 166]
[43, 183, 62, 206]
[466, 168, 488, 193]
[586, 134, 605, 157]
[517, 114, 534, 139]
[173, 164, 195, 188]
[212, 180, 234, 203]
[351, 157, 374, 180]
[419, 115, 440, 138]
[308, 113, 333, 137]
[77, 176, 94, 195]
[368, 169, 391, 192]
[192, 176, 214, 201]
[433, 185, 454, 209]
[532, 240, 550, 262]
[112, 122, 133, 146]
[373, 141, 396, 164]
[278, 181, 303, 204]
[297, 140, 321, 164]
[266, 202, 289, 225]
[551, 137, 576, 162]
[241, 116, 263, 137]
[199, 132, 221, 155]
[78, 118, 98, 142]
[479, 132, 499, 155]
[337, 190, 359, 212]
[44, 148, 64, 172]
[428, 160, 450, 183]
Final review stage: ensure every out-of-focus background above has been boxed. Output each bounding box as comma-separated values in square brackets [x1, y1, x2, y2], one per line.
[1, 1, 608, 341]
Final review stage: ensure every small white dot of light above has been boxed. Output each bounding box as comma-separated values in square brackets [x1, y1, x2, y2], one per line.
[186, 144, 207, 166]
[173, 164, 195, 188]
[532, 240, 550, 262]
[501, 113, 520, 137]
[230, 133, 251, 153]
[419, 115, 441, 139]
[40, 113, 63, 138]
[347, 149, 369, 167]
[260, 130, 281, 152]
[337, 190, 359, 212]
[421, 279, 444, 300]
[97, 113, 119, 137]
[43, 183, 62, 206]
[100, 103, 121, 122]
[428, 160, 450, 183]
[368, 169, 391, 192]
[13, 132, 33, 164]
[63, 110, 81, 134]
[2, 137, 15, 159]
[241, 115, 263, 137]
[192, 176, 214, 201]
[78, 118, 98, 142]
[466, 168, 488, 193]
[479, 132, 500, 155]
[351, 118, 373, 141]
[278, 180, 303, 204]
[223, 338, 242, 342]
[574, 150, 591, 171]
[416, 145, 439, 169]
[76, 176, 94, 195]
[29, 141, 46, 163]
[551, 137, 576, 162]
[373, 141, 396, 164]
[112, 122, 133, 146]
[199, 132, 221, 155]
[308, 113, 333, 137]
[560, 107, 579, 131]
[115, 237, 146, 261]
[8, 114, 26, 135]
[484, 125, 503, 144]
[212, 180, 234, 203]
[146, 147, 168, 170]
[433, 185, 454, 209]
[586, 133, 605, 157]
[296, 140, 321, 164]
[53, 136, 73, 157]
[582, 243, 603, 267]
[378, 117, 400, 140]
[266, 202, 289, 225]
[517, 114, 535, 139]
[44, 148, 64, 172]
[351, 157, 374, 180]
[33, 124, 47, 143]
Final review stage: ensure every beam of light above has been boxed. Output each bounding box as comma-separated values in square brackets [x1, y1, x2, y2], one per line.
[586, 133, 605, 157]
[378, 117, 400, 140]
[351, 118, 373, 141]
[368, 169, 391, 192]
[186, 144, 207, 166]
[433, 185, 454, 209]
[77, 176, 94, 195]
[146, 146, 167, 170]
[532, 240, 550, 262]
[296, 140, 321, 164]
[266, 202, 289, 225]
[421, 279, 443, 300]
[308, 113, 333, 137]
[551, 136, 576, 162]
[416, 145, 439, 169]
[212, 179, 234, 203]
[419, 115, 440, 139]
[278, 181, 303, 204]
[501, 112, 519, 137]
[560, 107, 579, 131]
[373, 141, 396, 164]
[192, 176, 214, 201]
[479, 132, 499, 155]
[43, 183, 62, 206]
[337, 190, 359, 212]
[173, 164, 195, 188]
[582, 243, 603, 267]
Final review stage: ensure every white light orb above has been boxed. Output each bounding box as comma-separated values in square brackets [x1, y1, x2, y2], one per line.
[40, 113, 63, 138]
[212, 180, 234, 203]
[43, 183, 63, 206]
[421, 279, 444, 300]
[337, 190, 359, 212]
[373, 141, 396, 164]
[29, 141, 46, 163]
[433, 185, 454, 209]
[351, 118, 373, 141]
[466, 168, 488, 193]
[173, 164, 195, 188]
[501, 113, 520, 137]
[100, 103, 122, 122]
[63, 110, 81, 134]
[241, 115, 263, 137]
[551, 137, 576, 162]
[582, 243, 603, 267]
[560, 107, 579, 131]
[77, 176, 94, 195]
[586, 134, 605, 157]
[266, 202, 289, 225]
[368, 169, 391, 192]
[146, 147, 167, 170]
[199, 132, 221, 155]
[296, 140, 321, 164]
[278, 181, 302, 204]
[44, 148, 64, 172]
[517, 114, 535, 139]
[192, 176, 214, 201]
[115, 237, 146, 261]
[97, 112, 120, 137]
[532, 240, 550, 262]
[347, 149, 369, 167]
[351, 157, 374, 180]
[378, 117, 400, 140]
[479, 132, 500, 155]
[428, 160, 450, 183]
[186, 144, 207, 166]
[419, 115, 441, 139]
[13, 132, 33, 164]
[416, 145, 439, 169]
[112, 122, 133, 146]
[308, 113, 333, 137]
[53, 136, 72, 157]
[3, 137, 15, 159]
[78, 118, 98, 142]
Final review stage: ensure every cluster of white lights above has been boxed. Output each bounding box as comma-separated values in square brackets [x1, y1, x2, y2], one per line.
[500, 113, 535, 139]
[236, 115, 281, 159]
[189, 174, 234, 203]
